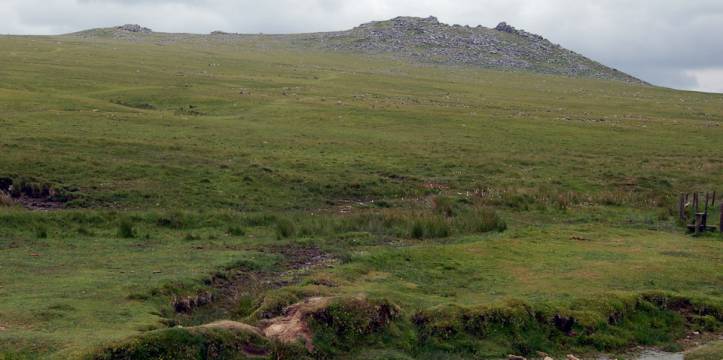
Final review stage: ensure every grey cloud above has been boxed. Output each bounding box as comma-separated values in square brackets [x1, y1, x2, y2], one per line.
[0, 0, 721, 93]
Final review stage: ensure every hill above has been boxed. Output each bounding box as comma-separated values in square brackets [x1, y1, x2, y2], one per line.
[0, 21, 721, 360]
[72, 16, 642, 83]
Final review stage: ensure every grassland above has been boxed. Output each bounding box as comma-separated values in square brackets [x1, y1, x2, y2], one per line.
[0, 33, 721, 359]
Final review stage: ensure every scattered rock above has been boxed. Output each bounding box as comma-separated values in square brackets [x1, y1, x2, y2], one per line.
[508, 355, 527, 360]
[566, 355, 581, 360]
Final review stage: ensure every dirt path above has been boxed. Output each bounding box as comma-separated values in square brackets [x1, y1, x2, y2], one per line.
[171, 246, 335, 322]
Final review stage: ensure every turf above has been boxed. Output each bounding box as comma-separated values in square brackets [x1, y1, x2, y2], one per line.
[0, 33, 721, 359]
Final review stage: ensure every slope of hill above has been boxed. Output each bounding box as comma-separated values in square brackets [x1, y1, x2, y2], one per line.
[0, 22, 721, 360]
[71, 16, 642, 83]
[296, 16, 642, 82]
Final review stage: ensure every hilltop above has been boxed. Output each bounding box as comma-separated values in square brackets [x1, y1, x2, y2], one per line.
[298, 16, 641, 82]
[71, 16, 642, 83]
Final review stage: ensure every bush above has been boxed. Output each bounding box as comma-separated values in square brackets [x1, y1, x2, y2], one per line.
[227, 226, 246, 236]
[454, 208, 507, 234]
[117, 219, 136, 238]
[77, 226, 94, 236]
[184, 233, 201, 241]
[275, 217, 296, 239]
[35, 226, 48, 239]
[432, 196, 457, 217]
[310, 297, 401, 353]
[411, 221, 425, 239]
[155, 211, 191, 229]
[410, 216, 451, 239]
[91, 327, 274, 360]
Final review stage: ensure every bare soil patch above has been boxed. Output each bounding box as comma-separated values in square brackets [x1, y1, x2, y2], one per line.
[171, 246, 335, 316]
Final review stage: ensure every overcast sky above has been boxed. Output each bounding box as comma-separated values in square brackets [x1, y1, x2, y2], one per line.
[1, 0, 722, 93]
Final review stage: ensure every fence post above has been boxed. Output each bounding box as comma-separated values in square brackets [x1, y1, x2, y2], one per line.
[712, 191, 717, 208]
[704, 192, 710, 227]
[692, 193, 699, 221]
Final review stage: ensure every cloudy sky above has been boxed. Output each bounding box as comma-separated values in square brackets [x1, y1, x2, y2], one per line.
[1, 0, 722, 93]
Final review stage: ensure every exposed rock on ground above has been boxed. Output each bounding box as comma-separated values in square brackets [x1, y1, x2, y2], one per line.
[296, 16, 642, 83]
[117, 24, 152, 33]
[68, 16, 643, 83]
[259, 297, 331, 352]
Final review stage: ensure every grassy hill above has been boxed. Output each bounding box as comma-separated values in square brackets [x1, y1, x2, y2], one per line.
[0, 30, 721, 359]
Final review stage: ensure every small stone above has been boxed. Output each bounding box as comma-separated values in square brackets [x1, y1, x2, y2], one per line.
[508, 355, 526, 360]
[566, 355, 580, 360]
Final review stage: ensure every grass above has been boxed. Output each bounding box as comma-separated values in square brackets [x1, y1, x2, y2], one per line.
[687, 341, 723, 360]
[0, 31, 721, 359]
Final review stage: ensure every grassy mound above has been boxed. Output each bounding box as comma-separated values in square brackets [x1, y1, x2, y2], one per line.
[89, 292, 721, 359]
[411, 292, 721, 358]
[89, 326, 307, 360]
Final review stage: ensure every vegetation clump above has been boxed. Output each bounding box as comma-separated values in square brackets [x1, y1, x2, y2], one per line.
[117, 218, 136, 238]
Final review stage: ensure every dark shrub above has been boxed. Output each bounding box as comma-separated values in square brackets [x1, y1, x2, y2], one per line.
[275, 217, 296, 239]
[227, 226, 246, 236]
[118, 219, 136, 238]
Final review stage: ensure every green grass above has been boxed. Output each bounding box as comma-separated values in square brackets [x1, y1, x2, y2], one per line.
[320, 225, 721, 308]
[687, 341, 723, 360]
[0, 32, 721, 359]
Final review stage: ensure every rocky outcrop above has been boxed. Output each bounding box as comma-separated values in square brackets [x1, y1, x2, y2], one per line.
[494, 21, 517, 34]
[70, 17, 642, 83]
[117, 24, 152, 33]
[296, 16, 642, 83]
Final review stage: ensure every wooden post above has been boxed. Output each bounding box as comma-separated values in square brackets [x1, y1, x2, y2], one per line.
[720, 204, 723, 233]
[692, 193, 699, 221]
[712, 191, 717, 209]
[704, 192, 710, 227]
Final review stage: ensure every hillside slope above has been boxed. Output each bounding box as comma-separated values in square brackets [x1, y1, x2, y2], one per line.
[295, 16, 642, 82]
[0, 28, 721, 360]
[71, 16, 642, 83]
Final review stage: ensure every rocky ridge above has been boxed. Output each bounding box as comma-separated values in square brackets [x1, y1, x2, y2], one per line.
[116, 24, 152, 33]
[297, 16, 641, 83]
[69, 17, 642, 83]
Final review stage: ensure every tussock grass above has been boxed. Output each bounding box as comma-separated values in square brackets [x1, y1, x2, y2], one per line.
[117, 218, 136, 239]
[292, 206, 505, 241]
[0, 192, 14, 207]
